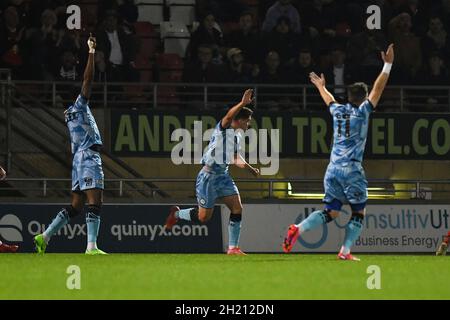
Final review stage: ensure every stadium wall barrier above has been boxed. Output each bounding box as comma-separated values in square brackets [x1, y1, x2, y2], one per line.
[0, 204, 223, 253]
[111, 110, 450, 159]
[220, 204, 450, 253]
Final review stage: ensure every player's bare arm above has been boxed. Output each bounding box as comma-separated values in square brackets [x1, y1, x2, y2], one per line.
[221, 89, 253, 129]
[81, 34, 96, 100]
[309, 72, 336, 107]
[0, 165, 6, 181]
[235, 154, 260, 177]
[368, 44, 395, 109]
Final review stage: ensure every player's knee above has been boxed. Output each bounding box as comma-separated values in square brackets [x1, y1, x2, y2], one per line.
[329, 210, 340, 219]
[320, 209, 339, 223]
[350, 202, 366, 214]
[67, 205, 82, 218]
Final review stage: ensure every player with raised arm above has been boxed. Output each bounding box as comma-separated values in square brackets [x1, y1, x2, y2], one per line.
[283, 44, 395, 261]
[0, 165, 19, 253]
[34, 35, 107, 255]
[164, 89, 259, 255]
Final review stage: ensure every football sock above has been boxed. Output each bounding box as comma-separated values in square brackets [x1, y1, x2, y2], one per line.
[296, 210, 333, 233]
[86, 205, 101, 251]
[43, 208, 70, 243]
[176, 208, 194, 221]
[340, 213, 364, 255]
[228, 213, 242, 248]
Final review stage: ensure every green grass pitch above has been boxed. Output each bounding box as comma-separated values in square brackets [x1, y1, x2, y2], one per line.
[1, 254, 449, 300]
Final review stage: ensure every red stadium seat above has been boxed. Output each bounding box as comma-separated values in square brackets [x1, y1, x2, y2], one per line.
[134, 21, 154, 36]
[134, 22, 159, 60]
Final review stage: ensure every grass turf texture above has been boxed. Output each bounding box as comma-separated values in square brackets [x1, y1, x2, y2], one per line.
[1, 254, 449, 299]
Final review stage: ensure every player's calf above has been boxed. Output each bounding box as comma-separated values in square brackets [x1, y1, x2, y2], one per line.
[85, 204, 104, 253]
[283, 209, 337, 253]
[339, 210, 365, 259]
[35, 206, 81, 253]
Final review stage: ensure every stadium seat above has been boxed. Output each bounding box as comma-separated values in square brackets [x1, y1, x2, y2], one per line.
[160, 21, 191, 58]
[134, 22, 159, 60]
[156, 53, 184, 82]
[167, 0, 196, 26]
[137, 0, 164, 25]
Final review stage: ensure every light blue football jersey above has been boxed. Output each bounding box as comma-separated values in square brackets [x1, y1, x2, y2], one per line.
[64, 94, 103, 154]
[201, 122, 242, 173]
[329, 100, 373, 165]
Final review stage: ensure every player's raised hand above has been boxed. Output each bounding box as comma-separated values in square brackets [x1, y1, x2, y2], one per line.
[381, 43, 394, 64]
[0, 166, 6, 181]
[87, 33, 96, 52]
[250, 167, 260, 177]
[241, 89, 254, 106]
[309, 72, 326, 88]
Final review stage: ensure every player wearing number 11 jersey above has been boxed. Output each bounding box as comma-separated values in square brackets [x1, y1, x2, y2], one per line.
[283, 44, 395, 261]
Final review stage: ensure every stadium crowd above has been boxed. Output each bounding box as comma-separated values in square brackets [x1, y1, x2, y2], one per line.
[0, 0, 448, 107]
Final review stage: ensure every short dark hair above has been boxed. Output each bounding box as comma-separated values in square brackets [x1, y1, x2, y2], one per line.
[234, 107, 253, 120]
[347, 82, 368, 104]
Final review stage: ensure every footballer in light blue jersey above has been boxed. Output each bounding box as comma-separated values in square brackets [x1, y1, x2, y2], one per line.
[283, 44, 395, 261]
[201, 121, 242, 174]
[65, 94, 103, 155]
[165, 89, 260, 255]
[34, 35, 107, 255]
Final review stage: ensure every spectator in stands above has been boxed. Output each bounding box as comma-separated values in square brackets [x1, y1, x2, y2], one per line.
[442, 0, 450, 29]
[263, 16, 300, 66]
[2, 0, 30, 29]
[226, 11, 261, 64]
[118, 0, 138, 35]
[183, 44, 223, 83]
[57, 29, 83, 56]
[285, 48, 316, 84]
[96, 10, 138, 82]
[54, 50, 80, 81]
[258, 50, 291, 110]
[262, 0, 301, 34]
[94, 51, 107, 82]
[422, 16, 450, 60]
[258, 51, 285, 83]
[206, 0, 247, 24]
[416, 51, 449, 109]
[183, 44, 224, 109]
[27, 9, 60, 80]
[347, 27, 387, 83]
[0, 6, 25, 78]
[223, 48, 258, 83]
[298, 0, 339, 37]
[323, 47, 357, 100]
[388, 12, 422, 83]
[188, 13, 224, 64]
